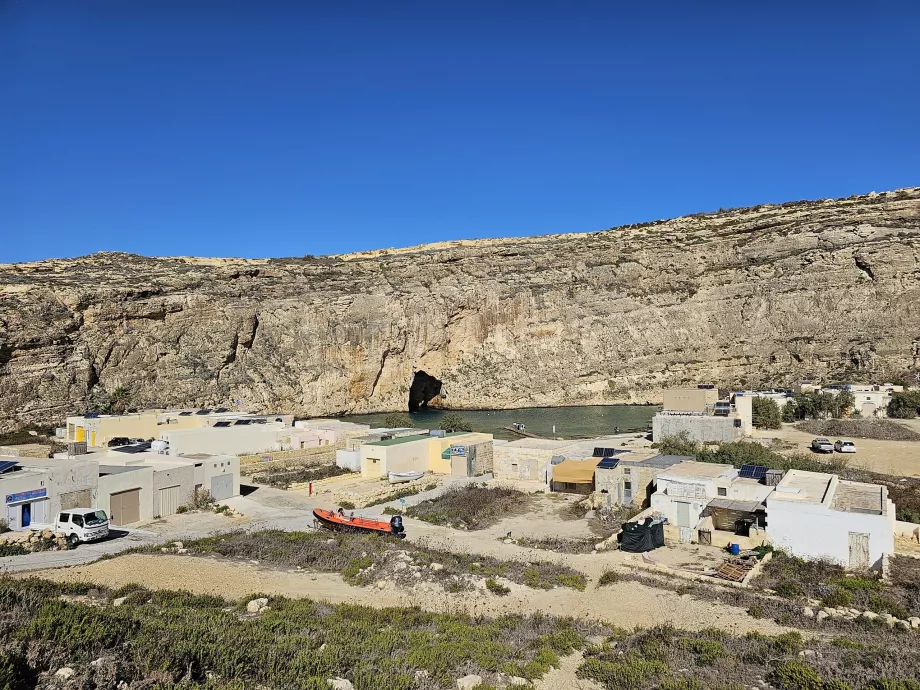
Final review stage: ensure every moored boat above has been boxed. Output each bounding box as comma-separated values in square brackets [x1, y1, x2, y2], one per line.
[388, 470, 424, 484]
[312, 508, 405, 538]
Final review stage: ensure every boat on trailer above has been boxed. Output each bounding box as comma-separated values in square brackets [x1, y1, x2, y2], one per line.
[312, 508, 406, 538]
[388, 470, 424, 484]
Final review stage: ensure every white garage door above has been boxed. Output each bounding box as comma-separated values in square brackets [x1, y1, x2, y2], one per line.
[210, 474, 233, 502]
[158, 485, 181, 517]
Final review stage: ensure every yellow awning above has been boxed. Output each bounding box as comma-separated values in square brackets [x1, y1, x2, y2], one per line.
[552, 458, 602, 484]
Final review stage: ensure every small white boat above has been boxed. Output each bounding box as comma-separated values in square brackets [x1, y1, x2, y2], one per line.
[388, 471, 424, 484]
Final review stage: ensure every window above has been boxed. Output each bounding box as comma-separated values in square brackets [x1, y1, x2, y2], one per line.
[717, 487, 727, 497]
[59, 513, 70, 522]
[71, 515, 84, 527]
[624, 481, 632, 491]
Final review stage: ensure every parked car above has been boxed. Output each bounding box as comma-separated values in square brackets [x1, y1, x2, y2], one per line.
[834, 439, 857, 453]
[107, 437, 131, 447]
[811, 438, 835, 453]
[31, 508, 110, 546]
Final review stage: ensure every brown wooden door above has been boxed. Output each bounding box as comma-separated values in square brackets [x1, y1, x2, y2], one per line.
[110, 489, 140, 525]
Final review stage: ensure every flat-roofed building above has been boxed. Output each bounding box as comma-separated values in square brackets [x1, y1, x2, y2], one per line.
[359, 432, 493, 479]
[1, 457, 99, 530]
[766, 469, 895, 570]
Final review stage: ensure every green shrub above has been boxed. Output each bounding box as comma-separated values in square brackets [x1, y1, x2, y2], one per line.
[0, 544, 28, 557]
[598, 570, 620, 587]
[679, 637, 726, 665]
[747, 604, 764, 619]
[865, 681, 920, 690]
[657, 680, 705, 690]
[774, 581, 804, 598]
[770, 632, 803, 655]
[338, 500, 355, 510]
[485, 579, 510, 596]
[439, 413, 472, 433]
[175, 505, 188, 514]
[822, 682, 853, 690]
[577, 653, 666, 690]
[821, 587, 854, 608]
[770, 660, 822, 690]
[381, 506, 402, 515]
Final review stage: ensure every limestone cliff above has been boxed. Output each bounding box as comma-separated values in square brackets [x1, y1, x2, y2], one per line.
[1, 188, 919, 429]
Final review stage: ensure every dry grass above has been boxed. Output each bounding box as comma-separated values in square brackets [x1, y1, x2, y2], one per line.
[794, 418, 920, 442]
[251, 463, 353, 489]
[406, 484, 533, 530]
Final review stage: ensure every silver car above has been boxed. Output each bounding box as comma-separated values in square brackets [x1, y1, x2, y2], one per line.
[811, 438, 834, 453]
[834, 439, 857, 453]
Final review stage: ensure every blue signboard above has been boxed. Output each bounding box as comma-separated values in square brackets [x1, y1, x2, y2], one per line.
[5, 488, 47, 504]
[450, 445, 467, 455]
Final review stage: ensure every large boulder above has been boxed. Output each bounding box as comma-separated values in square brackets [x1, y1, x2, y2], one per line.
[246, 597, 269, 613]
[456, 675, 482, 690]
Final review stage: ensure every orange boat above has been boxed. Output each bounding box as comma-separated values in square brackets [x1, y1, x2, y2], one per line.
[313, 508, 406, 538]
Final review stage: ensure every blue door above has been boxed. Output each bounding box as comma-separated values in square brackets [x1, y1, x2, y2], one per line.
[22, 503, 31, 527]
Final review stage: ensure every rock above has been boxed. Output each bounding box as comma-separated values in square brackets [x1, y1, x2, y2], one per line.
[799, 650, 817, 658]
[394, 562, 407, 572]
[821, 607, 836, 617]
[113, 597, 128, 607]
[429, 563, 444, 571]
[509, 677, 528, 686]
[456, 675, 483, 690]
[246, 597, 269, 613]
[803, 607, 814, 618]
[54, 668, 76, 680]
[861, 610, 879, 620]
[176, 548, 188, 554]
[376, 580, 387, 590]
[328, 678, 354, 690]
[896, 620, 910, 630]
[909, 617, 920, 629]
[503, 539, 514, 544]
[173, 541, 184, 549]
[816, 611, 829, 623]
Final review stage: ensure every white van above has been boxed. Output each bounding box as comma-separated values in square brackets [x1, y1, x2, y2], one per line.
[34, 508, 110, 546]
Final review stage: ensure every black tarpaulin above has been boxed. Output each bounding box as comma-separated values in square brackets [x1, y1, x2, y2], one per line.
[618, 518, 665, 553]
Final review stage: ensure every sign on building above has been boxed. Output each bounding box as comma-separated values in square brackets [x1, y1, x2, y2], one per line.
[6, 488, 47, 504]
[450, 445, 467, 456]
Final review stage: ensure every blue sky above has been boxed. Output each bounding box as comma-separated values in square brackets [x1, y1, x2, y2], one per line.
[2, 1, 918, 262]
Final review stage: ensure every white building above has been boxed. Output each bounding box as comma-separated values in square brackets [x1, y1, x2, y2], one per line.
[766, 469, 895, 570]
[650, 461, 773, 531]
[832, 384, 903, 418]
[159, 423, 291, 457]
[1, 457, 99, 530]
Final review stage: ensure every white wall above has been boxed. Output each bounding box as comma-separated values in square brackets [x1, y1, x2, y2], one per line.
[161, 424, 288, 456]
[650, 491, 708, 528]
[196, 456, 241, 498]
[766, 498, 895, 569]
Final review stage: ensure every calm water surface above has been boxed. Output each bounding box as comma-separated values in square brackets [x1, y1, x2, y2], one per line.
[340, 405, 656, 441]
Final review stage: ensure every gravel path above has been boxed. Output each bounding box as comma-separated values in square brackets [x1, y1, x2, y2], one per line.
[30, 553, 790, 635]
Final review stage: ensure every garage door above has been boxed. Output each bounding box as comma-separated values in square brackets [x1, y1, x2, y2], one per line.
[210, 474, 233, 501]
[110, 489, 141, 526]
[60, 489, 92, 511]
[158, 485, 181, 517]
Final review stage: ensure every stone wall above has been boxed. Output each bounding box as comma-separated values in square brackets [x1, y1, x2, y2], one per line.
[652, 414, 742, 443]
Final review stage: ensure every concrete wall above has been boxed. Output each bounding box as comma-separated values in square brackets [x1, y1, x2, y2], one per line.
[652, 414, 742, 443]
[97, 468, 155, 523]
[662, 388, 718, 412]
[360, 438, 432, 478]
[766, 497, 895, 569]
[651, 491, 709, 528]
[595, 465, 658, 508]
[161, 424, 289, 457]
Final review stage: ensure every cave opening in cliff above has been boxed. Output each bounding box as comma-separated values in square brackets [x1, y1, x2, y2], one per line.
[408, 370, 443, 411]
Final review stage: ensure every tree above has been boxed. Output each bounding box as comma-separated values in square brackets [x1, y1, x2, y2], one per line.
[108, 386, 132, 415]
[751, 397, 782, 429]
[655, 430, 701, 457]
[888, 391, 920, 419]
[384, 413, 414, 428]
[834, 390, 855, 418]
[439, 413, 472, 433]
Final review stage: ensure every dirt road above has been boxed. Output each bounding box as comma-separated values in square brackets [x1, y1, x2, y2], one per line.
[31, 553, 789, 636]
[754, 422, 920, 477]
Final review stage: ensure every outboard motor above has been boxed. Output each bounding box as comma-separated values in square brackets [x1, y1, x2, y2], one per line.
[389, 515, 405, 538]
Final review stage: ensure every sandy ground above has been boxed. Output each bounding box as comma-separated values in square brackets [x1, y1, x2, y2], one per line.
[754, 421, 920, 477]
[30, 553, 789, 636]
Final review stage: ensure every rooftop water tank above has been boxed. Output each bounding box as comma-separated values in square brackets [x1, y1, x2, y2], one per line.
[151, 440, 168, 454]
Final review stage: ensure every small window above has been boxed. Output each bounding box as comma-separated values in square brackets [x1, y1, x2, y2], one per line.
[717, 487, 727, 497]
[71, 515, 84, 527]
[624, 481, 632, 490]
[59, 513, 70, 522]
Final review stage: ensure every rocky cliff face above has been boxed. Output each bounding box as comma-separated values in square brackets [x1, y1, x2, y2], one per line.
[2, 189, 919, 429]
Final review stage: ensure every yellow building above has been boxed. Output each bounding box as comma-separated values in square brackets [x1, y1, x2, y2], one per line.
[66, 410, 294, 448]
[360, 432, 493, 479]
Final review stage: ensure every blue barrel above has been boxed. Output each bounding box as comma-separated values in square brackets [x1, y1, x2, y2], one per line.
[729, 543, 740, 556]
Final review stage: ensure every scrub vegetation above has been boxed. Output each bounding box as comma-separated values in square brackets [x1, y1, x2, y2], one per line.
[406, 485, 532, 530]
[577, 624, 920, 690]
[0, 577, 599, 689]
[794, 418, 920, 442]
[364, 482, 438, 507]
[171, 529, 587, 592]
[251, 463, 353, 490]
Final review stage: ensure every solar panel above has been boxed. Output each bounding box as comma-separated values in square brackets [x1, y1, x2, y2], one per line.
[213, 421, 231, 427]
[593, 447, 624, 458]
[196, 409, 212, 415]
[179, 411, 193, 416]
[112, 443, 152, 454]
[0, 461, 19, 474]
[739, 465, 768, 480]
[234, 419, 251, 425]
[214, 408, 229, 413]
[597, 457, 620, 470]
[84, 412, 100, 419]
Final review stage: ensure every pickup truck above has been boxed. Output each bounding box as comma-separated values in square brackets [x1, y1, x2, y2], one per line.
[810, 438, 835, 454]
[32, 508, 110, 546]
